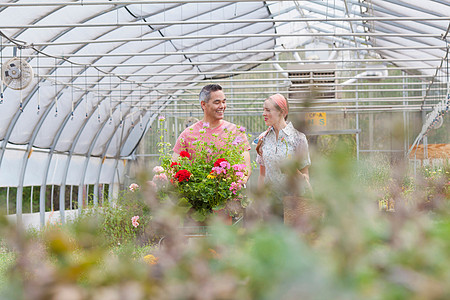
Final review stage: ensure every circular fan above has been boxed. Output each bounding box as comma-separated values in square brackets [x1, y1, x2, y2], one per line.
[2, 57, 34, 90]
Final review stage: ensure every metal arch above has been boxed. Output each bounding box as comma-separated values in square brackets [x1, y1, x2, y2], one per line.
[107, 99, 175, 197]
[116, 2, 276, 87]
[70, 88, 141, 214]
[0, 3, 127, 169]
[7, 5, 141, 226]
[77, 97, 126, 208]
[11, 1, 178, 190]
[73, 15, 278, 174]
[82, 103, 134, 207]
[33, 0, 270, 126]
[92, 109, 151, 204]
[370, 0, 450, 34]
[15, 79, 68, 225]
[0, 4, 69, 169]
[376, 0, 448, 17]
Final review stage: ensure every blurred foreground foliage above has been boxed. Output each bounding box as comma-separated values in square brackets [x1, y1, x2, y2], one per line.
[0, 142, 449, 300]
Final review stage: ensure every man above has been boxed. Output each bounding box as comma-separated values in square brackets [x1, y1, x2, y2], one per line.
[172, 84, 251, 180]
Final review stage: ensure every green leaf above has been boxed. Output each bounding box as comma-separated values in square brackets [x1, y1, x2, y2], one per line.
[191, 210, 207, 222]
[177, 197, 192, 214]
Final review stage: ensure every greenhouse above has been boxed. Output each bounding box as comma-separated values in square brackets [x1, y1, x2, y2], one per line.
[0, 1, 449, 299]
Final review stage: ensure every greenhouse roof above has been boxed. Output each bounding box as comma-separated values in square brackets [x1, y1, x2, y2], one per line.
[0, 0, 449, 188]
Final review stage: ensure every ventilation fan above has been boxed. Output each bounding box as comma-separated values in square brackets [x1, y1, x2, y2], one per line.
[2, 57, 34, 90]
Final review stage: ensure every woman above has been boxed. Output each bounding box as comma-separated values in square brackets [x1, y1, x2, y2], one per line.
[256, 93, 311, 219]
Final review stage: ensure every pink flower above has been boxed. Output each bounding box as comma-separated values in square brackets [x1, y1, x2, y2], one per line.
[232, 136, 244, 146]
[232, 164, 246, 171]
[131, 215, 140, 227]
[202, 122, 210, 128]
[153, 173, 168, 185]
[212, 166, 226, 175]
[153, 166, 164, 174]
[239, 126, 246, 132]
[235, 171, 244, 178]
[229, 182, 242, 195]
[219, 161, 231, 169]
[129, 183, 139, 192]
[158, 115, 165, 121]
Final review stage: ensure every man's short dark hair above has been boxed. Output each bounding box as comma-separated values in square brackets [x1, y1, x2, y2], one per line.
[199, 84, 222, 104]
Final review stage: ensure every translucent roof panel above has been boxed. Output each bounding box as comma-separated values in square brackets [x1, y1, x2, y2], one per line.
[0, 0, 449, 188]
[0, 1, 276, 161]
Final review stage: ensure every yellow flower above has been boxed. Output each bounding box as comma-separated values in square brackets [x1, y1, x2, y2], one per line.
[207, 174, 216, 179]
[143, 254, 159, 265]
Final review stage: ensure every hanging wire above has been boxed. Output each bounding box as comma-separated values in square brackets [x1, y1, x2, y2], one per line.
[36, 51, 40, 114]
[85, 67, 88, 118]
[19, 47, 23, 111]
[138, 84, 142, 129]
[97, 70, 101, 122]
[71, 63, 74, 120]
[110, 76, 116, 125]
[0, 30, 153, 90]
[54, 57, 58, 117]
[109, 73, 113, 125]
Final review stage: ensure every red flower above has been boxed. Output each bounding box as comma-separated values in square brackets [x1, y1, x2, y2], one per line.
[179, 151, 191, 159]
[174, 169, 191, 182]
[214, 158, 228, 167]
[170, 162, 180, 168]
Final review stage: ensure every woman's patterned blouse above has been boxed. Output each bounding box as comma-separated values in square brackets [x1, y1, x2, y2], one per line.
[256, 122, 311, 187]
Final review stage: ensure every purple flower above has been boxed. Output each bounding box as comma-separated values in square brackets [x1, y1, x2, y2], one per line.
[232, 136, 244, 146]
[158, 115, 165, 121]
[202, 122, 210, 128]
[239, 126, 246, 133]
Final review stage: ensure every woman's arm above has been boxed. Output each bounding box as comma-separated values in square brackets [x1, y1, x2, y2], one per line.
[258, 165, 266, 189]
[298, 166, 309, 181]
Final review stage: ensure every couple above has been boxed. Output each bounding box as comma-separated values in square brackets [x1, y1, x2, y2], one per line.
[172, 84, 311, 218]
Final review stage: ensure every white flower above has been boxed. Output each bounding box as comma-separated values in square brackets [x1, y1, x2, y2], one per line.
[129, 183, 139, 192]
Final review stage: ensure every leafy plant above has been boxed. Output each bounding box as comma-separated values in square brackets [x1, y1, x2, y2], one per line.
[156, 118, 251, 221]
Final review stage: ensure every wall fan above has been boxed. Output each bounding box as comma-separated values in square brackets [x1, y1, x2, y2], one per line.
[1, 57, 34, 90]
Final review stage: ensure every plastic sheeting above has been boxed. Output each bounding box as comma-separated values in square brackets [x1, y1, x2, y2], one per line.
[0, 0, 449, 189]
